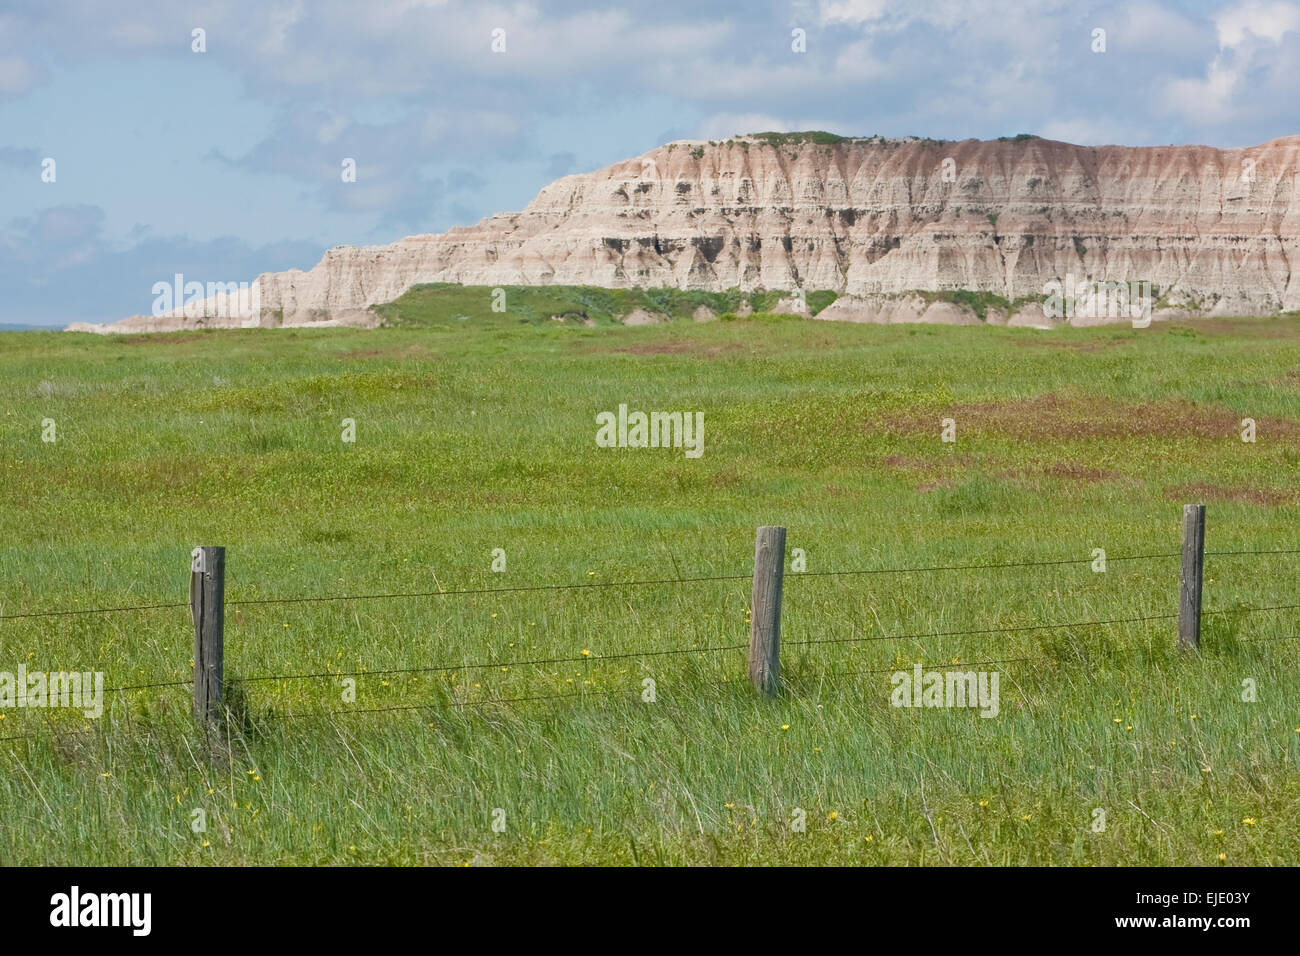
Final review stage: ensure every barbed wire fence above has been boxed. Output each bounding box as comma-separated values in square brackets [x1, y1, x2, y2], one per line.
[1, 503, 1297, 745]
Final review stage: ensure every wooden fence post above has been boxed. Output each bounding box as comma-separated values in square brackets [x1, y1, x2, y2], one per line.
[191, 546, 225, 723]
[749, 526, 786, 696]
[1178, 505, 1205, 651]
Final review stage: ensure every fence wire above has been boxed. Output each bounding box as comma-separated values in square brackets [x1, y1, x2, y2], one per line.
[3, 545, 1300, 744]
[20, 543, 1292, 622]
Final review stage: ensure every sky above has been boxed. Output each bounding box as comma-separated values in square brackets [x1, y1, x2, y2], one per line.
[2, 0, 1299, 325]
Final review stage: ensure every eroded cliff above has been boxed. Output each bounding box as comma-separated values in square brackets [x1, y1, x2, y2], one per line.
[72, 132, 1300, 332]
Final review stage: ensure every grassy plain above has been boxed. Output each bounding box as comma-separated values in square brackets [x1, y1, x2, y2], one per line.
[1, 288, 1298, 865]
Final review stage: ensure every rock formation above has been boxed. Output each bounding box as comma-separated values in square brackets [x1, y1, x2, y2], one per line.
[70, 132, 1300, 332]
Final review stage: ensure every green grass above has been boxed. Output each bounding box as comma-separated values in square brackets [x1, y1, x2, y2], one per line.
[1, 309, 1299, 865]
[749, 131, 855, 147]
[915, 289, 1042, 319]
[374, 283, 837, 327]
[745, 131, 961, 149]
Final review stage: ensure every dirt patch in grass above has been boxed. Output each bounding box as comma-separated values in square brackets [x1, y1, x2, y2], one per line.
[1165, 317, 1300, 339]
[116, 330, 223, 346]
[1013, 335, 1134, 354]
[916, 480, 954, 492]
[1166, 482, 1297, 508]
[903, 458, 1123, 492]
[596, 341, 749, 358]
[997, 461, 1127, 485]
[879, 453, 981, 493]
[877, 392, 1300, 442]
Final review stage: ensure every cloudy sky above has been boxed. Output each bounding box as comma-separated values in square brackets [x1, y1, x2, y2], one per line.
[3, 0, 1299, 325]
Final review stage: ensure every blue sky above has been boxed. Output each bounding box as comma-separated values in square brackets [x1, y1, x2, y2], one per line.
[3, 0, 1299, 325]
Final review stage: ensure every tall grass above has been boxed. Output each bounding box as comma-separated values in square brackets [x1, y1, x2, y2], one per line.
[0, 310, 1298, 864]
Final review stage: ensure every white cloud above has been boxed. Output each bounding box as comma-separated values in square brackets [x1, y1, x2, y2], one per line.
[1215, 0, 1300, 47]
[692, 112, 854, 141]
[693, 113, 795, 140]
[1154, 0, 1300, 127]
[818, 0, 888, 26]
[1039, 116, 1141, 147]
[831, 38, 889, 80]
[1161, 59, 1240, 124]
[1117, 2, 1205, 53]
[0, 54, 44, 94]
[258, 0, 306, 57]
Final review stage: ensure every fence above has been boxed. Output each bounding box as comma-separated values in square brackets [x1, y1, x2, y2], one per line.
[2, 502, 1298, 741]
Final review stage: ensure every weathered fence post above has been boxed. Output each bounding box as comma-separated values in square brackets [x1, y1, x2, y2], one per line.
[1178, 505, 1205, 651]
[191, 546, 225, 723]
[749, 526, 786, 696]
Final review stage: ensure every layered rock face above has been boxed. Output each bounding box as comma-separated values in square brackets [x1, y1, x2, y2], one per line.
[73, 133, 1300, 332]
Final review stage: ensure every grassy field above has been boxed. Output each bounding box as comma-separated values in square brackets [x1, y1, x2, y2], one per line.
[372, 281, 840, 325]
[2, 290, 1299, 865]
